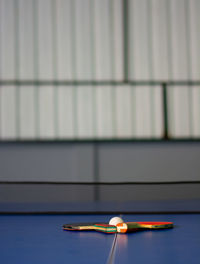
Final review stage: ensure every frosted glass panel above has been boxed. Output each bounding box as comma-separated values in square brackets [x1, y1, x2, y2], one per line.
[129, 0, 150, 80]
[134, 86, 153, 138]
[170, 0, 190, 80]
[56, 0, 73, 80]
[39, 86, 55, 138]
[192, 87, 200, 137]
[0, 0, 200, 140]
[0, 86, 17, 139]
[37, 0, 54, 79]
[77, 86, 94, 138]
[115, 86, 132, 138]
[18, 0, 35, 79]
[128, 0, 200, 81]
[168, 86, 191, 138]
[96, 86, 114, 138]
[189, 0, 200, 80]
[0, 0, 16, 79]
[19, 86, 35, 139]
[57, 86, 74, 138]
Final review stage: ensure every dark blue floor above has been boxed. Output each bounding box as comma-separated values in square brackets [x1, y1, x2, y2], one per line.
[0, 214, 200, 264]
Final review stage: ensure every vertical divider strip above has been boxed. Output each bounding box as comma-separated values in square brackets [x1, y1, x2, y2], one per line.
[162, 83, 169, 139]
[123, 0, 129, 82]
[71, 0, 77, 138]
[15, 0, 20, 139]
[52, 0, 58, 138]
[33, 0, 39, 139]
[185, 0, 193, 136]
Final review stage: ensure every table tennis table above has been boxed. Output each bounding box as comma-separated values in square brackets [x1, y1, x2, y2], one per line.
[0, 199, 200, 264]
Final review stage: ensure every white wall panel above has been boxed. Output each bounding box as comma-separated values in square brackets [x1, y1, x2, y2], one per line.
[192, 86, 200, 137]
[128, 0, 200, 81]
[37, 0, 54, 79]
[94, 0, 123, 80]
[94, 0, 112, 80]
[57, 86, 74, 138]
[0, 0, 200, 83]
[75, 0, 93, 80]
[112, 0, 123, 80]
[19, 86, 35, 138]
[56, 0, 73, 80]
[129, 0, 150, 80]
[151, 0, 169, 80]
[0, 86, 16, 139]
[168, 86, 191, 138]
[39, 86, 55, 138]
[115, 86, 132, 138]
[0, 0, 16, 79]
[153, 86, 163, 137]
[189, 0, 200, 80]
[0, 0, 200, 140]
[134, 86, 153, 137]
[77, 86, 94, 138]
[96, 86, 114, 138]
[18, 0, 34, 79]
[170, 0, 190, 80]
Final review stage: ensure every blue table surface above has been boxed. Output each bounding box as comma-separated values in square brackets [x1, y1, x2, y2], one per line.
[1, 213, 200, 264]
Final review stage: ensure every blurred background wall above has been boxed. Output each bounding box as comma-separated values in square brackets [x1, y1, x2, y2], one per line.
[0, 0, 200, 191]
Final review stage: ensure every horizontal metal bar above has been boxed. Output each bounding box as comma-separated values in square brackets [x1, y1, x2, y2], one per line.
[0, 80, 200, 86]
[0, 181, 200, 185]
[0, 139, 200, 144]
[1, 211, 199, 215]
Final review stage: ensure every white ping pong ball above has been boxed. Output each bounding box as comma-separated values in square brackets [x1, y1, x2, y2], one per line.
[109, 217, 124, 226]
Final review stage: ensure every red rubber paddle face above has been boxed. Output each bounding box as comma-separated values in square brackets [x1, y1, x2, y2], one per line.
[116, 221, 174, 233]
[137, 221, 173, 228]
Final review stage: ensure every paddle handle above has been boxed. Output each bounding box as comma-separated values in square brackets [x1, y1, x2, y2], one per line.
[116, 223, 140, 233]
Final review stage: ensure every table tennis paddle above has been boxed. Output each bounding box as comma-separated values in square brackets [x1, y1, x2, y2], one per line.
[63, 222, 117, 233]
[63, 221, 173, 234]
[116, 221, 173, 233]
